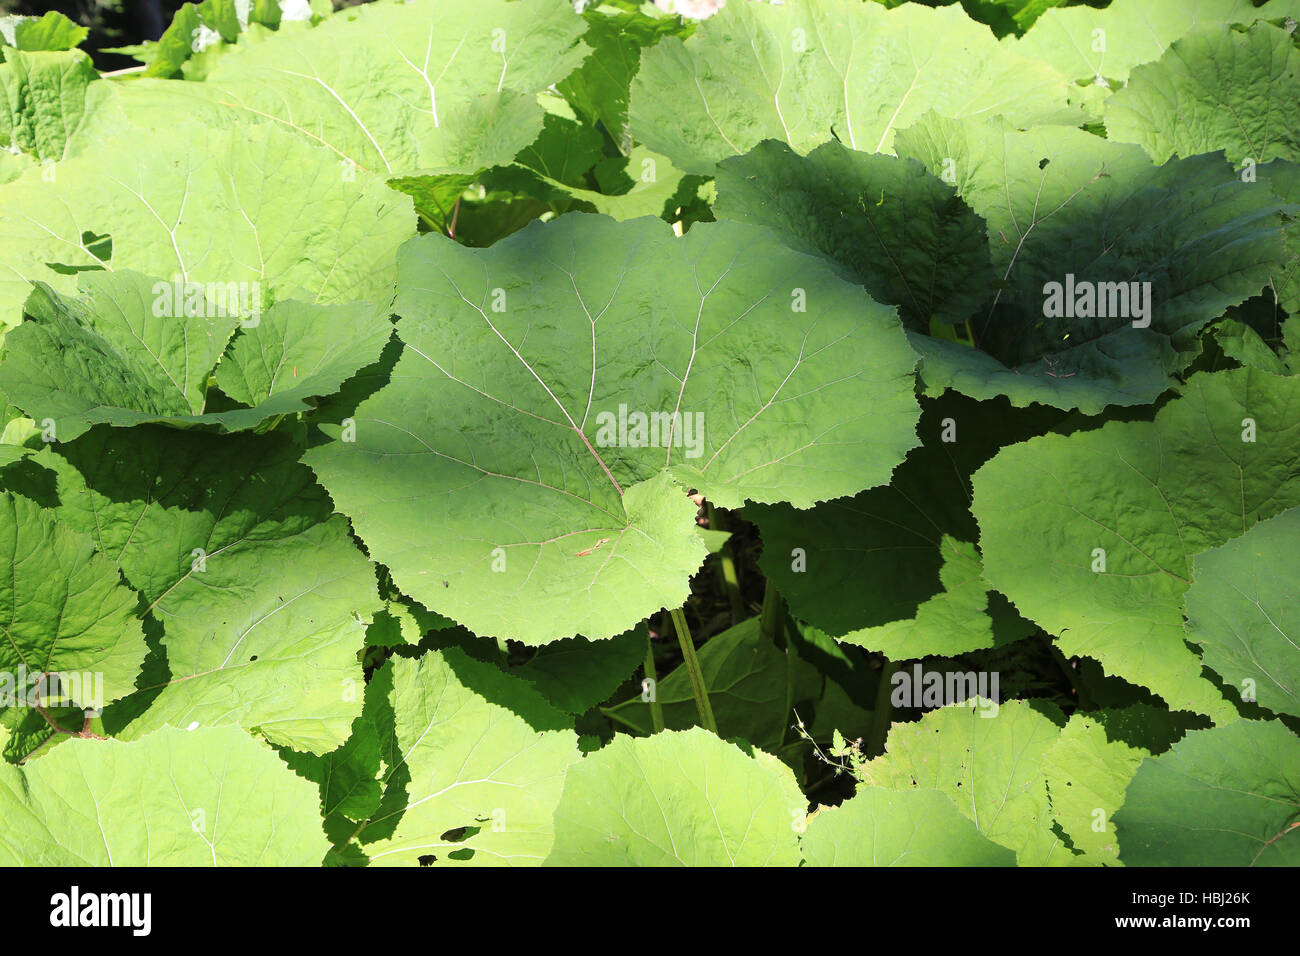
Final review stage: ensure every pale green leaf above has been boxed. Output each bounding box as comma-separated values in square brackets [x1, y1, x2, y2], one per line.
[0, 726, 329, 865]
[306, 215, 920, 645]
[973, 367, 1300, 720]
[545, 727, 803, 866]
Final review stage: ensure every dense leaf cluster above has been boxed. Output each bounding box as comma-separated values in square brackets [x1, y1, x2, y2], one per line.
[0, 0, 1297, 867]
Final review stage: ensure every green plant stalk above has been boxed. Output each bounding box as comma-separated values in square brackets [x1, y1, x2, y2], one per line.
[669, 606, 717, 733]
[644, 629, 665, 733]
[759, 577, 785, 647]
[706, 503, 746, 623]
[866, 658, 900, 757]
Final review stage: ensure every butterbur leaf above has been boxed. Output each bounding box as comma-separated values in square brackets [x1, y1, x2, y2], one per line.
[214, 297, 395, 419]
[1010, 0, 1264, 84]
[858, 699, 1068, 865]
[749, 392, 1050, 653]
[801, 788, 1016, 866]
[1043, 712, 1150, 865]
[0, 118, 412, 331]
[280, 716, 384, 829]
[0, 11, 89, 51]
[1115, 720, 1300, 866]
[306, 215, 920, 645]
[973, 368, 1300, 721]
[0, 491, 146, 710]
[909, 330, 1183, 415]
[0, 49, 97, 161]
[0, 272, 392, 440]
[895, 115, 1291, 411]
[1106, 22, 1300, 166]
[715, 140, 996, 330]
[544, 727, 803, 866]
[514, 625, 646, 717]
[43, 427, 381, 754]
[558, 1, 693, 148]
[0, 726, 330, 865]
[196, 0, 589, 177]
[355, 651, 579, 866]
[629, 0, 1071, 175]
[0, 274, 238, 440]
[1184, 506, 1300, 719]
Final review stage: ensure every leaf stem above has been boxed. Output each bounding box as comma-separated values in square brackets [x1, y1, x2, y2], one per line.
[644, 626, 664, 733]
[706, 503, 745, 624]
[866, 658, 899, 757]
[669, 605, 716, 733]
[759, 577, 785, 647]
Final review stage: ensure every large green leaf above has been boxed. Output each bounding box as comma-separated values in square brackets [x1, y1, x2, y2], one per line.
[855, 699, 1070, 865]
[0, 491, 145, 710]
[973, 367, 1300, 721]
[1106, 23, 1300, 166]
[1184, 506, 1300, 719]
[749, 392, 1049, 654]
[558, 1, 692, 150]
[715, 140, 995, 330]
[545, 727, 803, 866]
[1115, 719, 1300, 866]
[0, 272, 392, 441]
[1010, 0, 1261, 84]
[909, 331, 1182, 415]
[894, 114, 1290, 410]
[1042, 711, 1149, 865]
[194, 0, 589, 177]
[0, 49, 96, 161]
[0, 726, 329, 865]
[514, 625, 645, 717]
[629, 0, 1071, 175]
[306, 215, 920, 645]
[801, 787, 1016, 866]
[43, 426, 380, 754]
[0, 117, 412, 331]
[0, 11, 88, 51]
[354, 651, 579, 866]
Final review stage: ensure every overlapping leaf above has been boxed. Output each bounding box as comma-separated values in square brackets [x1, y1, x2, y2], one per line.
[0, 116, 412, 331]
[0, 726, 329, 865]
[0, 49, 96, 161]
[352, 651, 579, 866]
[801, 787, 1016, 866]
[973, 367, 1300, 721]
[0, 271, 392, 441]
[41, 426, 380, 754]
[0, 491, 145, 710]
[1106, 23, 1300, 166]
[1184, 506, 1300, 719]
[1115, 720, 1300, 865]
[894, 114, 1292, 411]
[306, 215, 920, 645]
[629, 0, 1072, 175]
[193, 0, 589, 177]
[854, 699, 1069, 865]
[749, 392, 1047, 656]
[1011, 0, 1263, 84]
[715, 140, 995, 329]
[545, 727, 803, 866]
